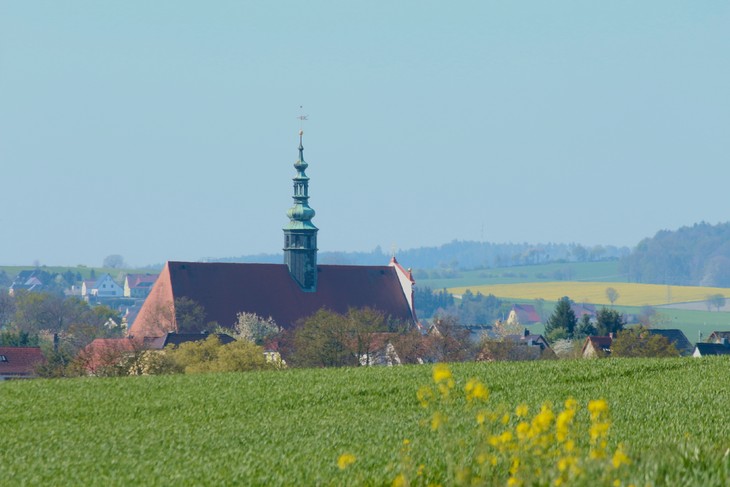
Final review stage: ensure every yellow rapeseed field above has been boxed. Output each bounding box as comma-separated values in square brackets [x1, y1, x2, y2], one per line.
[448, 282, 730, 307]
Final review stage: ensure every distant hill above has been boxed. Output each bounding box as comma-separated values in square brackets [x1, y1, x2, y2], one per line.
[621, 221, 730, 286]
[212, 240, 629, 271]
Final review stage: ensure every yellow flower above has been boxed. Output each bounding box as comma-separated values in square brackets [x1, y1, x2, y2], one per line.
[465, 378, 489, 403]
[515, 404, 529, 417]
[337, 453, 356, 470]
[391, 473, 406, 487]
[501, 413, 510, 425]
[612, 444, 631, 469]
[417, 386, 434, 408]
[431, 411, 446, 431]
[476, 411, 487, 425]
[564, 397, 578, 411]
[432, 363, 452, 384]
[588, 399, 609, 420]
[515, 421, 530, 439]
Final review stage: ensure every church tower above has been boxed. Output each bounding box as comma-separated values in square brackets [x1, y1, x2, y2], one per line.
[283, 130, 318, 291]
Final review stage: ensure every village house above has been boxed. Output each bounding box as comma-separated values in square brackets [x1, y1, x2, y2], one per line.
[131, 132, 417, 337]
[8, 270, 44, 295]
[506, 304, 541, 326]
[124, 274, 158, 298]
[646, 329, 693, 356]
[581, 336, 612, 358]
[80, 332, 236, 375]
[693, 340, 730, 357]
[81, 273, 124, 299]
[0, 347, 45, 380]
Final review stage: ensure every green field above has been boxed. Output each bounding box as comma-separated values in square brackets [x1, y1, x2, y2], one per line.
[3, 359, 730, 485]
[418, 261, 622, 290]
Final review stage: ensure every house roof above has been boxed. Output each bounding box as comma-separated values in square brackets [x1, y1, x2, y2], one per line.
[131, 262, 415, 336]
[582, 336, 613, 355]
[708, 331, 730, 343]
[0, 347, 45, 377]
[127, 274, 158, 288]
[647, 329, 694, 356]
[511, 304, 541, 323]
[571, 303, 597, 317]
[504, 333, 550, 349]
[81, 333, 237, 371]
[694, 342, 730, 356]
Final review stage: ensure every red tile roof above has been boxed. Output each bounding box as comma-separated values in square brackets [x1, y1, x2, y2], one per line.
[131, 261, 415, 336]
[511, 304, 541, 323]
[0, 347, 45, 378]
[127, 274, 158, 288]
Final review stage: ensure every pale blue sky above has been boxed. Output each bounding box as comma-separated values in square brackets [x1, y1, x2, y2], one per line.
[1, 1, 728, 267]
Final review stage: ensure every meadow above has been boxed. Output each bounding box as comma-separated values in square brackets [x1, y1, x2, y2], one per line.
[418, 261, 622, 290]
[447, 281, 730, 308]
[3, 358, 730, 485]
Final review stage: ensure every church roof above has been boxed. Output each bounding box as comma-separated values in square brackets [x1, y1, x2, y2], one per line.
[131, 261, 415, 336]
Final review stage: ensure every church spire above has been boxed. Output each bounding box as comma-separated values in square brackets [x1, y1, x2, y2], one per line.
[283, 130, 318, 291]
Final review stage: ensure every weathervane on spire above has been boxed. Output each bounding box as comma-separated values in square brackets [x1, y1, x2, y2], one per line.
[297, 105, 308, 141]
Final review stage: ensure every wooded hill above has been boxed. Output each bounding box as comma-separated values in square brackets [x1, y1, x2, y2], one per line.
[621, 222, 730, 287]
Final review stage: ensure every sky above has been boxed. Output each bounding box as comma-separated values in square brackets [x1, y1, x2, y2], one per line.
[1, 1, 728, 267]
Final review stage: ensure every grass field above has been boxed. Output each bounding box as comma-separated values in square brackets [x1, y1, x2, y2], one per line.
[448, 281, 730, 308]
[3, 359, 730, 485]
[418, 261, 622, 289]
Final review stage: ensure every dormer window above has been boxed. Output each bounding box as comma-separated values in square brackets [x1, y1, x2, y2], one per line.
[0, 355, 7, 362]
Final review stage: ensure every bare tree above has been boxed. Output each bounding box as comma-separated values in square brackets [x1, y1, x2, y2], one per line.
[605, 287, 620, 306]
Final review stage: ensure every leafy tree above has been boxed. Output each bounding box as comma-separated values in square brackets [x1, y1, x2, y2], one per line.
[544, 297, 577, 341]
[232, 312, 280, 345]
[595, 308, 625, 337]
[605, 287, 619, 305]
[103, 254, 127, 269]
[414, 286, 455, 319]
[575, 314, 596, 339]
[611, 327, 679, 358]
[0, 330, 39, 346]
[0, 292, 16, 328]
[458, 290, 506, 325]
[174, 297, 210, 333]
[290, 308, 393, 367]
[292, 309, 357, 367]
[168, 336, 268, 374]
[13, 292, 89, 333]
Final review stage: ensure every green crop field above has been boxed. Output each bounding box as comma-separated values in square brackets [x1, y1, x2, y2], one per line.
[3, 358, 730, 485]
[418, 261, 622, 290]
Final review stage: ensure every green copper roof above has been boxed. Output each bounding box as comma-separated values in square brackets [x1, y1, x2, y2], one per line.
[283, 131, 318, 231]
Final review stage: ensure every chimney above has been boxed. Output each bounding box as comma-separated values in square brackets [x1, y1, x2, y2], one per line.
[609, 332, 614, 339]
[524, 328, 529, 337]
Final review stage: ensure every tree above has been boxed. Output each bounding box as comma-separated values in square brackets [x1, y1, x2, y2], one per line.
[595, 308, 625, 337]
[103, 254, 127, 269]
[611, 327, 679, 358]
[575, 314, 596, 339]
[233, 312, 280, 345]
[425, 313, 473, 362]
[605, 287, 619, 306]
[289, 307, 394, 367]
[292, 309, 356, 367]
[544, 297, 577, 341]
[174, 297, 209, 333]
[166, 335, 269, 374]
[706, 294, 726, 312]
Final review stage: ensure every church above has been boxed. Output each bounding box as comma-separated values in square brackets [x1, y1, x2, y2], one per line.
[130, 132, 417, 336]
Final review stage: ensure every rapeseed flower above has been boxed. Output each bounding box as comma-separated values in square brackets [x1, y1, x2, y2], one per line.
[337, 453, 356, 470]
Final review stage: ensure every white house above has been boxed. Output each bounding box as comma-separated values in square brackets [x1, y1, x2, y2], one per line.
[81, 273, 124, 298]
